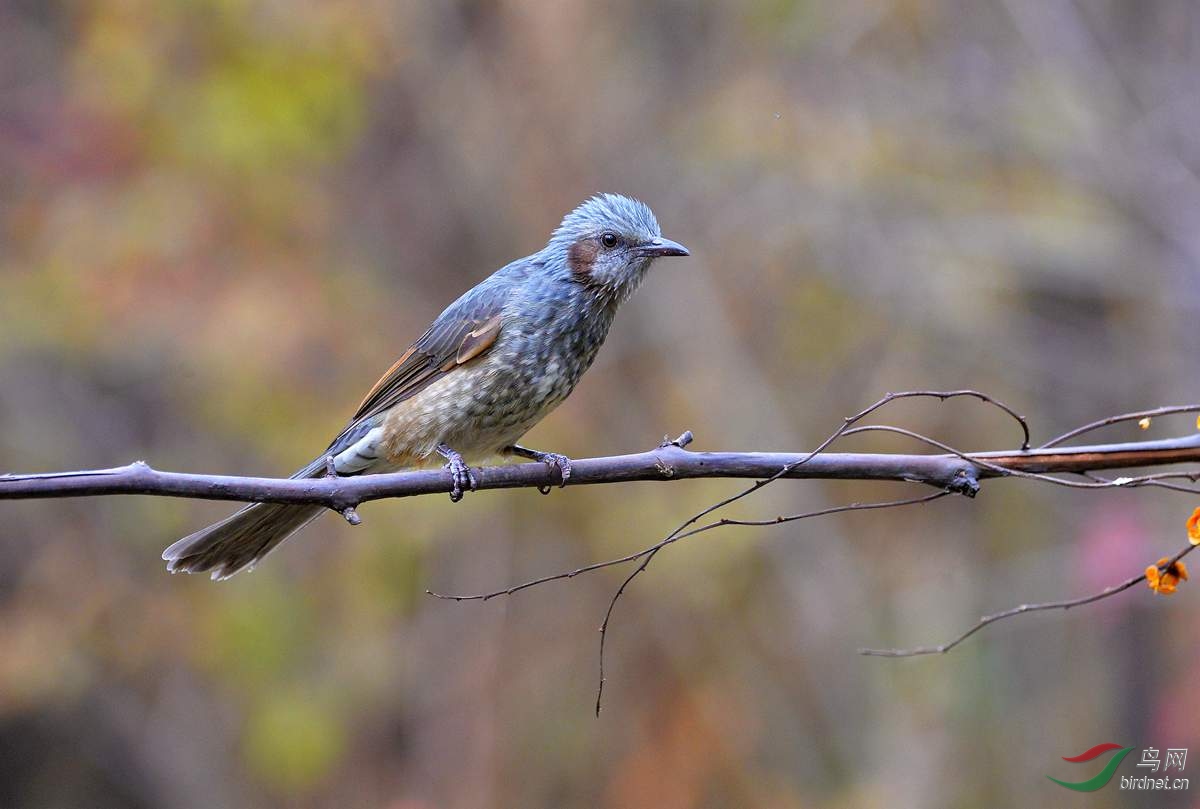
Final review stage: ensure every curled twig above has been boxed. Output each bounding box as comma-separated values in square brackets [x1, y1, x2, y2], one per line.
[794, 389, 1031, 467]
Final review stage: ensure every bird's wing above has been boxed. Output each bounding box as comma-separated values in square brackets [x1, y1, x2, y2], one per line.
[349, 285, 509, 426]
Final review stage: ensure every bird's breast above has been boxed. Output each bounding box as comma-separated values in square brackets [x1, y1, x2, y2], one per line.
[378, 305, 614, 463]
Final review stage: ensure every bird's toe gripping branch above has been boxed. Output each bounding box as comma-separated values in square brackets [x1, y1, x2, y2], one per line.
[536, 452, 573, 487]
[436, 443, 478, 502]
[504, 444, 573, 492]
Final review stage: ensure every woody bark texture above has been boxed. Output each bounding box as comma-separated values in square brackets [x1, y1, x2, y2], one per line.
[3, 433, 1199, 510]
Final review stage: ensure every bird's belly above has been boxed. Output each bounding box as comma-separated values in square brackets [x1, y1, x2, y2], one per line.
[378, 351, 579, 465]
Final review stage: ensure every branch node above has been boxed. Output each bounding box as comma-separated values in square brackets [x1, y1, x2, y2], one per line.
[660, 430, 694, 449]
[948, 467, 981, 497]
[340, 506, 361, 526]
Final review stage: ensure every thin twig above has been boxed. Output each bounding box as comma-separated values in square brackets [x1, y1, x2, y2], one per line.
[421, 394, 1199, 712]
[839, 425, 1200, 490]
[428, 491, 953, 602]
[1078, 470, 1200, 496]
[590, 391, 1030, 713]
[861, 541, 1200, 657]
[593, 490, 951, 714]
[596, 393, 1021, 713]
[795, 389, 1032, 466]
[1039, 404, 1200, 449]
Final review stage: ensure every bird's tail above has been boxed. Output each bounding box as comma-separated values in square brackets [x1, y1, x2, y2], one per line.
[162, 457, 328, 580]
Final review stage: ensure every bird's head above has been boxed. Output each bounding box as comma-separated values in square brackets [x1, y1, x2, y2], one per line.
[547, 194, 689, 303]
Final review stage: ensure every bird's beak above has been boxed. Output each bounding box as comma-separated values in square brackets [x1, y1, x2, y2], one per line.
[638, 237, 690, 258]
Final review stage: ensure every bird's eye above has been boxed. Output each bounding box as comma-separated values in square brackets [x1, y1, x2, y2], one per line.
[600, 232, 619, 249]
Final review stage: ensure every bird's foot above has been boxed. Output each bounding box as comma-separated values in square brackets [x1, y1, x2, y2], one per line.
[436, 443, 477, 503]
[505, 445, 572, 489]
[533, 451, 573, 487]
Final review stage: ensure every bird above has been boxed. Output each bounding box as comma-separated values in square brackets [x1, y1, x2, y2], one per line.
[162, 194, 689, 579]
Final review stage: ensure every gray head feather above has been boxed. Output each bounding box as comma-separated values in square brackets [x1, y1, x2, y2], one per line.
[541, 194, 683, 305]
[550, 194, 662, 246]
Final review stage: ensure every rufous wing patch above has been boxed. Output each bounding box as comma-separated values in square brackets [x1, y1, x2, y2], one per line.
[452, 313, 503, 367]
[358, 345, 417, 413]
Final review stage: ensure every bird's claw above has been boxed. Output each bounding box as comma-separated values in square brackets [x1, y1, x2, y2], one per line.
[535, 452, 572, 488]
[505, 445, 572, 491]
[439, 448, 477, 503]
[447, 460, 477, 502]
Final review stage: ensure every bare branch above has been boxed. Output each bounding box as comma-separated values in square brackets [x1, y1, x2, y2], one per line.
[421, 391, 1197, 712]
[5, 434, 1199, 508]
[1039, 404, 1200, 449]
[837, 425, 1194, 490]
[861, 541, 1200, 657]
[428, 491, 952, 602]
[819, 389, 1032, 452]
[5, 392, 1199, 714]
[422, 425, 1200, 709]
[592, 490, 952, 714]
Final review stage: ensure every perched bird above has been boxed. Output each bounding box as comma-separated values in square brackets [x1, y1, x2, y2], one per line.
[163, 194, 689, 579]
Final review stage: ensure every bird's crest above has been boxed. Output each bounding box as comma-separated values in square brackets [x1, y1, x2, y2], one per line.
[553, 194, 662, 244]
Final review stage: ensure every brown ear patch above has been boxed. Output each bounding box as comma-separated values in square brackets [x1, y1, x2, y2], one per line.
[567, 238, 600, 277]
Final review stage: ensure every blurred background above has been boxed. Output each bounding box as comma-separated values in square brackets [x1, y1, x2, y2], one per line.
[2, 0, 1200, 806]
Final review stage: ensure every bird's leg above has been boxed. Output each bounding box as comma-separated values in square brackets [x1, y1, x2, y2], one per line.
[436, 443, 477, 502]
[504, 444, 573, 488]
